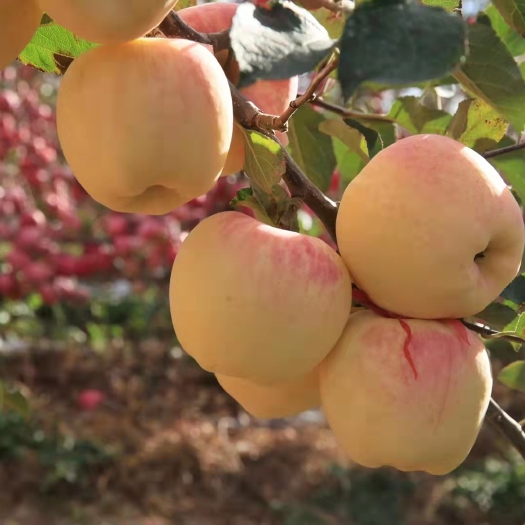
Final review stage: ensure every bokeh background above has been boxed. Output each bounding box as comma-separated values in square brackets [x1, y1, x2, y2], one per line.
[1, 32, 525, 525]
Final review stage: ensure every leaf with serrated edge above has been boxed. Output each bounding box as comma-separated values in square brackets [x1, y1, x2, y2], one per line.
[231, 0, 334, 87]
[486, 4, 525, 56]
[446, 98, 508, 152]
[319, 119, 369, 163]
[287, 106, 337, 192]
[19, 23, 98, 74]
[338, 0, 466, 100]
[491, 0, 525, 36]
[498, 361, 525, 392]
[453, 16, 525, 133]
[242, 131, 286, 194]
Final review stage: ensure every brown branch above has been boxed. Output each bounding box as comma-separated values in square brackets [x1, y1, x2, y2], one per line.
[461, 320, 525, 346]
[157, 10, 231, 53]
[483, 141, 525, 159]
[254, 55, 339, 132]
[307, 96, 395, 123]
[486, 399, 525, 460]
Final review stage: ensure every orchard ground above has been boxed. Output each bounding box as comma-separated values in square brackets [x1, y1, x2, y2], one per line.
[0, 336, 524, 525]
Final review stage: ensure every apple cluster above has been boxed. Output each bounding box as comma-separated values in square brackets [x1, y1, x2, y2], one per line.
[4, 1, 525, 476]
[170, 135, 524, 475]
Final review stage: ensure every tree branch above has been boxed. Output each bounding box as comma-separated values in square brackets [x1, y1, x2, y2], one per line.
[307, 96, 396, 123]
[486, 399, 525, 460]
[462, 320, 525, 346]
[483, 141, 525, 159]
[157, 10, 230, 53]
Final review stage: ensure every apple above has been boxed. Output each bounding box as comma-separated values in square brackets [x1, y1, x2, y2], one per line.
[319, 309, 493, 475]
[170, 211, 352, 384]
[216, 368, 321, 418]
[57, 38, 233, 215]
[336, 134, 525, 319]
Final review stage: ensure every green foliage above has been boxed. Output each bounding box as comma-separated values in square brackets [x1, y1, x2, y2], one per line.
[338, 0, 466, 100]
[498, 360, 525, 392]
[0, 411, 114, 493]
[287, 106, 337, 192]
[273, 465, 415, 525]
[19, 23, 98, 74]
[453, 15, 525, 132]
[446, 457, 525, 523]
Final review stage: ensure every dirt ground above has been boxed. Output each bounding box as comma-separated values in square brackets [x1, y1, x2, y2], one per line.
[0, 338, 523, 525]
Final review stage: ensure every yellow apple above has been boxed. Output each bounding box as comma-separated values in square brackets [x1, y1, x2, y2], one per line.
[37, 0, 177, 44]
[336, 134, 525, 319]
[170, 211, 352, 384]
[216, 368, 321, 418]
[57, 38, 233, 215]
[0, 1, 42, 70]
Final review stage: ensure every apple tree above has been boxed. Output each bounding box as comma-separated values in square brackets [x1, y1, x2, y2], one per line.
[2, 0, 525, 476]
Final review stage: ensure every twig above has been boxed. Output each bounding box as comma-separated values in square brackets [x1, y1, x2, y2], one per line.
[486, 399, 525, 460]
[483, 141, 525, 159]
[307, 96, 396, 123]
[461, 320, 525, 345]
[157, 10, 231, 53]
[254, 55, 340, 132]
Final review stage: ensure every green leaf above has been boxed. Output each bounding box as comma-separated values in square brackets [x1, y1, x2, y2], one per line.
[287, 106, 337, 192]
[19, 23, 98, 74]
[491, 0, 525, 36]
[453, 16, 525, 133]
[474, 302, 518, 330]
[498, 361, 525, 393]
[3, 389, 30, 418]
[243, 130, 286, 194]
[311, 6, 346, 38]
[446, 98, 509, 152]
[338, 0, 467, 100]
[332, 138, 367, 186]
[319, 118, 369, 164]
[231, 0, 334, 87]
[421, 0, 459, 11]
[486, 4, 525, 56]
[389, 96, 452, 134]
[501, 275, 525, 306]
[230, 187, 275, 226]
[489, 146, 525, 203]
[343, 118, 396, 158]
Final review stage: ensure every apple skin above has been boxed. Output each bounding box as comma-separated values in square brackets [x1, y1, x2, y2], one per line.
[170, 211, 352, 385]
[216, 367, 321, 419]
[57, 38, 233, 215]
[37, 0, 177, 45]
[0, 1, 42, 71]
[336, 134, 525, 319]
[319, 309, 493, 475]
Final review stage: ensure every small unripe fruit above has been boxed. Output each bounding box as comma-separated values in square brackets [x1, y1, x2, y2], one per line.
[37, 0, 177, 45]
[0, 1, 42, 71]
[170, 211, 352, 384]
[57, 38, 233, 215]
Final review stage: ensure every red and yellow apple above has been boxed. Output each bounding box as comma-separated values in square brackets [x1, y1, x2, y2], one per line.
[57, 37, 233, 215]
[319, 309, 493, 475]
[336, 134, 525, 319]
[170, 211, 352, 384]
